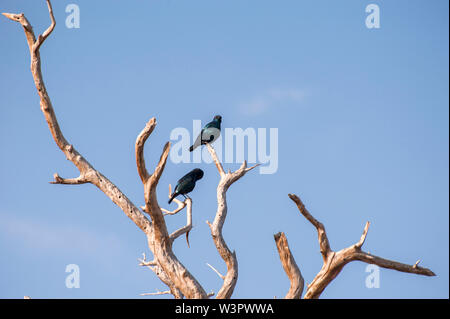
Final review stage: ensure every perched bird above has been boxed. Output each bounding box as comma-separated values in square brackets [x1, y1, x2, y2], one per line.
[189, 115, 222, 152]
[168, 168, 204, 204]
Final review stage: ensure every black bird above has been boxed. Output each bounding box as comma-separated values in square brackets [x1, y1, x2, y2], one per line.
[189, 115, 222, 152]
[168, 168, 204, 204]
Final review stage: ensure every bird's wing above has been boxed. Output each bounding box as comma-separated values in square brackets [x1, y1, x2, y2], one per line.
[175, 176, 195, 194]
[204, 120, 221, 130]
[177, 174, 194, 185]
[203, 120, 216, 129]
[202, 127, 220, 143]
[193, 129, 204, 146]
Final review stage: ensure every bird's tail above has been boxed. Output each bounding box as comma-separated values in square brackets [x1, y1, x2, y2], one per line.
[190, 134, 202, 152]
[168, 192, 178, 204]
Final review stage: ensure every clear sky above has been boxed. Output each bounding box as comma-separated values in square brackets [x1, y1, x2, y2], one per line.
[0, 0, 448, 299]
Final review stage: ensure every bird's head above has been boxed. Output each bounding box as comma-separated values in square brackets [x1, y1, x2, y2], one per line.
[192, 168, 204, 180]
[213, 115, 222, 123]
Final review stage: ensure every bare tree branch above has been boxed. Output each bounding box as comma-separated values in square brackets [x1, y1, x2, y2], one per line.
[136, 121, 206, 298]
[205, 144, 259, 299]
[161, 184, 187, 216]
[153, 184, 193, 247]
[138, 253, 184, 298]
[206, 143, 225, 177]
[352, 252, 435, 276]
[284, 193, 436, 299]
[206, 263, 225, 280]
[3, 1, 151, 234]
[140, 290, 171, 296]
[49, 173, 88, 185]
[33, 0, 55, 52]
[355, 221, 370, 249]
[4, 1, 207, 299]
[169, 198, 193, 247]
[135, 118, 157, 184]
[274, 232, 304, 299]
[138, 253, 157, 267]
[288, 194, 331, 262]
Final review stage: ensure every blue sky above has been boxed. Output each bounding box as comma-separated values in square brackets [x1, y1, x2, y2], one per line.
[0, 0, 448, 298]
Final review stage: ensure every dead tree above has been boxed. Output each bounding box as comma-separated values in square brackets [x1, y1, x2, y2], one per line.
[2, 0, 257, 299]
[274, 194, 435, 299]
[3, 0, 435, 299]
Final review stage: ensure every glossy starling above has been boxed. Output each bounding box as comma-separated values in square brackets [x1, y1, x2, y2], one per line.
[168, 168, 204, 204]
[189, 115, 222, 152]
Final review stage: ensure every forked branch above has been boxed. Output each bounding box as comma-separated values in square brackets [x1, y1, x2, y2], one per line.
[205, 143, 259, 299]
[278, 193, 436, 299]
[288, 194, 331, 262]
[135, 120, 206, 298]
[161, 184, 187, 216]
[169, 198, 193, 247]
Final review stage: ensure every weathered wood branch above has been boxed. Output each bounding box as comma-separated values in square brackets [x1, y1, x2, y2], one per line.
[34, 0, 55, 52]
[206, 263, 225, 280]
[207, 143, 226, 177]
[169, 198, 193, 247]
[134, 121, 206, 298]
[138, 253, 157, 267]
[205, 143, 259, 299]
[3, 1, 151, 234]
[135, 118, 157, 184]
[4, 1, 207, 299]
[49, 173, 88, 185]
[140, 290, 171, 296]
[283, 193, 436, 299]
[139, 253, 183, 299]
[352, 252, 435, 276]
[161, 184, 187, 216]
[288, 194, 331, 262]
[156, 185, 192, 247]
[274, 232, 304, 299]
